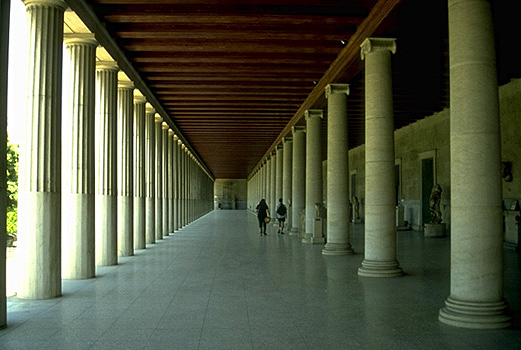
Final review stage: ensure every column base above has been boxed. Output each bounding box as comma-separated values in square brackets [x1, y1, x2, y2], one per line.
[439, 296, 511, 329]
[289, 227, 299, 235]
[322, 243, 354, 255]
[358, 259, 403, 278]
[301, 235, 324, 244]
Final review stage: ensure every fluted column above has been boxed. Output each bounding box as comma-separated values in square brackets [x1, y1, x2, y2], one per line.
[174, 136, 180, 230]
[180, 144, 187, 227]
[0, 0, 8, 324]
[303, 110, 324, 244]
[133, 93, 146, 249]
[95, 60, 119, 267]
[168, 130, 175, 233]
[358, 38, 403, 277]
[275, 145, 283, 207]
[62, 34, 97, 279]
[282, 137, 293, 231]
[291, 126, 306, 236]
[117, 79, 134, 257]
[162, 123, 169, 237]
[18, 0, 66, 299]
[323, 84, 355, 255]
[270, 152, 277, 212]
[439, 0, 510, 329]
[154, 114, 163, 240]
[145, 104, 156, 244]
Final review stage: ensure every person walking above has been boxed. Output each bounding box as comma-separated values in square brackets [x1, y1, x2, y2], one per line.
[256, 199, 270, 236]
[276, 198, 287, 234]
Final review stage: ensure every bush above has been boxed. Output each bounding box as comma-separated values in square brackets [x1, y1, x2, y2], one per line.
[6, 140, 18, 237]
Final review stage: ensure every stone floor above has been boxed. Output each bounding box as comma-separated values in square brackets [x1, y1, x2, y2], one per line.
[1, 210, 520, 349]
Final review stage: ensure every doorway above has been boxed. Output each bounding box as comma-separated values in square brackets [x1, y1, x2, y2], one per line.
[420, 150, 436, 227]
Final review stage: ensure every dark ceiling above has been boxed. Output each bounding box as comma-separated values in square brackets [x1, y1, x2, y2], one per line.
[69, 0, 521, 179]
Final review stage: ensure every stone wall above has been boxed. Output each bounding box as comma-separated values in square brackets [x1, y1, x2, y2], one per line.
[347, 78, 521, 231]
[214, 179, 248, 210]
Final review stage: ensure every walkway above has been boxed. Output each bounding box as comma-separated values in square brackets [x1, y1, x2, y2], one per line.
[1, 210, 520, 349]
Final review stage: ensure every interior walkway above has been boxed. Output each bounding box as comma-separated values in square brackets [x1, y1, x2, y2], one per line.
[1, 210, 520, 349]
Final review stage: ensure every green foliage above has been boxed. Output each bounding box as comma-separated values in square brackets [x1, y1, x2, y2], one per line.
[6, 139, 18, 235]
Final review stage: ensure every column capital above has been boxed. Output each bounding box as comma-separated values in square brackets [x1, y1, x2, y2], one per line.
[24, 0, 67, 10]
[174, 134, 179, 140]
[360, 37, 397, 60]
[304, 109, 323, 120]
[168, 129, 174, 136]
[63, 33, 97, 46]
[325, 83, 350, 99]
[118, 80, 134, 90]
[145, 103, 155, 114]
[96, 60, 119, 72]
[282, 136, 293, 144]
[162, 122, 169, 130]
[291, 125, 306, 135]
[134, 92, 146, 104]
[154, 113, 162, 123]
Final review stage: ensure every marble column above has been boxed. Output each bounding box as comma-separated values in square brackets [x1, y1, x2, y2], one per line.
[62, 34, 97, 279]
[271, 152, 277, 213]
[282, 137, 293, 231]
[168, 130, 175, 233]
[180, 144, 187, 227]
[133, 93, 146, 249]
[323, 84, 355, 256]
[358, 38, 403, 277]
[162, 123, 169, 237]
[291, 126, 306, 236]
[275, 145, 283, 206]
[173, 136, 180, 230]
[117, 79, 134, 257]
[95, 61, 119, 267]
[265, 157, 271, 210]
[439, 0, 510, 329]
[154, 114, 163, 240]
[302, 110, 324, 244]
[0, 0, 8, 324]
[145, 104, 156, 244]
[18, 0, 66, 299]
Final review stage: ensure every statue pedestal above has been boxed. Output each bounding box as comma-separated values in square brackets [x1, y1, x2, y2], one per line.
[503, 210, 520, 250]
[424, 223, 446, 237]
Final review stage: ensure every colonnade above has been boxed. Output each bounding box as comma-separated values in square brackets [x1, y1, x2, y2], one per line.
[248, 0, 510, 329]
[13, 0, 214, 303]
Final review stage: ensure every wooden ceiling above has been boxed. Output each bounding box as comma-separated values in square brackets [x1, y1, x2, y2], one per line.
[71, 0, 521, 179]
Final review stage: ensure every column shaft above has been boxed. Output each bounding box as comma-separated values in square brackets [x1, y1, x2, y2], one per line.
[303, 110, 324, 244]
[291, 127, 306, 235]
[358, 38, 402, 277]
[275, 145, 283, 206]
[133, 95, 146, 249]
[117, 80, 134, 257]
[168, 130, 175, 233]
[145, 106, 155, 244]
[439, 0, 510, 329]
[154, 116, 163, 240]
[62, 35, 97, 278]
[95, 61, 119, 266]
[282, 138, 293, 231]
[162, 124, 169, 237]
[18, 0, 66, 299]
[323, 84, 354, 255]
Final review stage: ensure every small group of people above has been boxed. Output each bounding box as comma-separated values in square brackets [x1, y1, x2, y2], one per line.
[255, 198, 287, 236]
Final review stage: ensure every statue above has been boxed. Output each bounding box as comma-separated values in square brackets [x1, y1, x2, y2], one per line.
[352, 196, 360, 220]
[429, 184, 443, 224]
[314, 202, 322, 218]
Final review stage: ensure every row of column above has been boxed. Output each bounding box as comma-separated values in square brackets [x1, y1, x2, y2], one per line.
[16, 0, 214, 300]
[248, 0, 510, 329]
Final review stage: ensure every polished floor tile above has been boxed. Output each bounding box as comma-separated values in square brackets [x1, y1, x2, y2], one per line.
[1, 210, 520, 349]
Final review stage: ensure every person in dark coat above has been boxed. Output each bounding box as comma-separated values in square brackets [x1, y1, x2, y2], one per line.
[256, 199, 270, 236]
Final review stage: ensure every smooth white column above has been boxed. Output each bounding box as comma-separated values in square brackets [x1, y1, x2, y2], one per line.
[145, 104, 156, 244]
[265, 157, 271, 210]
[133, 93, 146, 249]
[282, 137, 293, 231]
[270, 152, 277, 212]
[95, 61, 119, 267]
[174, 137, 180, 230]
[291, 126, 306, 236]
[439, 0, 510, 329]
[162, 123, 169, 237]
[117, 79, 134, 257]
[303, 110, 324, 244]
[358, 38, 402, 277]
[323, 84, 355, 256]
[18, 0, 66, 299]
[62, 34, 97, 279]
[0, 0, 8, 324]
[275, 145, 283, 206]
